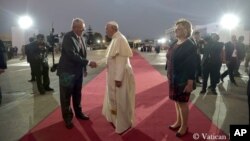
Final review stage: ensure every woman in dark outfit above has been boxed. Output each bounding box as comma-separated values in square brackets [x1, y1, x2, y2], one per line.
[167, 19, 196, 137]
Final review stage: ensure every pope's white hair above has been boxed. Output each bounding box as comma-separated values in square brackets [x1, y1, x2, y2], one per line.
[107, 21, 119, 30]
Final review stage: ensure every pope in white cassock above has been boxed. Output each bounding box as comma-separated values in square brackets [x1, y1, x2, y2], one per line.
[102, 21, 135, 134]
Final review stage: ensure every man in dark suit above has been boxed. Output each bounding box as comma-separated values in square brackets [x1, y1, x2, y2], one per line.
[221, 35, 240, 85]
[0, 39, 7, 71]
[29, 34, 54, 94]
[0, 39, 7, 104]
[57, 18, 97, 129]
[25, 37, 36, 82]
[200, 34, 224, 94]
[234, 35, 245, 76]
[190, 31, 202, 84]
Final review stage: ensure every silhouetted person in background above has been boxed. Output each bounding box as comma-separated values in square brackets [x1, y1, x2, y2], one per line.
[221, 35, 239, 86]
[0, 39, 7, 105]
[200, 34, 223, 95]
[25, 37, 36, 82]
[190, 31, 202, 84]
[29, 34, 54, 94]
[234, 35, 245, 76]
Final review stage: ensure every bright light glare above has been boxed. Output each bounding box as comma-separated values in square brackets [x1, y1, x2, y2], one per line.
[220, 14, 239, 30]
[97, 40, 100, 44]
[18, 16, 33, 29]
[157, 38, 166, 44]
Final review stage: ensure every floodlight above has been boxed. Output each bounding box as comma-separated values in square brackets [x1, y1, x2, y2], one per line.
[18, 16, 33, 30]
[220, 14, 239, 30]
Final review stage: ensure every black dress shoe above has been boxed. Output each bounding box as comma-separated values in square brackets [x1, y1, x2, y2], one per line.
[28, 79, 36, 82]
[176, 128, 188, 137]
[40, 91, 46, 95]
[211, 89, 217, 95]
[45, 87, 54, 91]
[76, 113, 89, 120]
[200, 89, 206, 94]
[65, 121, 74, 129]
[169, 125, 180, 131]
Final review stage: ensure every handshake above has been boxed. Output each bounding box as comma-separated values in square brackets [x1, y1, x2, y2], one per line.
[88, 61, 98, 68]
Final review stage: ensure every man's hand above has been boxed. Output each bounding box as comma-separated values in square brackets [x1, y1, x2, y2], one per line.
[115, 80, 122, 87]
[89, 61, 97, 68]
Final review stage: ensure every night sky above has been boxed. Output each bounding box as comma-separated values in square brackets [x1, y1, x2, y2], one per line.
[0, 0, 249, 39]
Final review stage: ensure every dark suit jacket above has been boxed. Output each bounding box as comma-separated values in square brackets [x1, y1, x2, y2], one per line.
[28, 41, 51, 63]
[57, 31, 88, 77]
[25, 42, 34, 63]
[225, 41, 244, 62]
[190, 38, 202, 54]
[202, 41, 223, 66]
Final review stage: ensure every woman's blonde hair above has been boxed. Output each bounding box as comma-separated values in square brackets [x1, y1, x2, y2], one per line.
[175, 19, 193, 37]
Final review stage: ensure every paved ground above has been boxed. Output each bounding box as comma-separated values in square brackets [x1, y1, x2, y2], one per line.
[0, 49, 248, 141]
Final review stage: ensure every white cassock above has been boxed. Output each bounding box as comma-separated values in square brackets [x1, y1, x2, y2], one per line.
[102, 31, 135, 134]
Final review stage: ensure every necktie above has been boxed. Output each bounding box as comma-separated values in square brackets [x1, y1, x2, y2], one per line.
[78, 37, 83, 50]
[78, 37, 85, 56]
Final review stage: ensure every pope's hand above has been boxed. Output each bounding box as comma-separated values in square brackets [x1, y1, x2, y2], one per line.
[89, 61, 97, 68]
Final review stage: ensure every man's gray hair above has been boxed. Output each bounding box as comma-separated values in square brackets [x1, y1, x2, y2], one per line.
[107, 21, 119, 30]
[71, 18, 85, 28]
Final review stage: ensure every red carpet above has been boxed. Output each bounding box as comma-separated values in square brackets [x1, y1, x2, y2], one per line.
[20, 52, 229, 141]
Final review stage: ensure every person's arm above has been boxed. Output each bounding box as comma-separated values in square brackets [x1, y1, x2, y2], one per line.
[184, 43, 196, 93]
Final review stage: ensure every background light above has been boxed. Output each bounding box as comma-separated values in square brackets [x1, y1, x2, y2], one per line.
[18, 16, 33, 29]
[157, 38, 166, 44]
[220, 14, 239, 30]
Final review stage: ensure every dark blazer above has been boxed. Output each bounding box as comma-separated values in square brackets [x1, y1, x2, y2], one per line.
[202, 41, 223, 66]
[237, 42, 246, 60]
[57, 31, 88, 77]
[25, 42, 36, 63]
[27, 41, 51, 63]
[171, 39, 196, 85]
[190, 38, 202, 54]
[225, 41, 244, 61]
